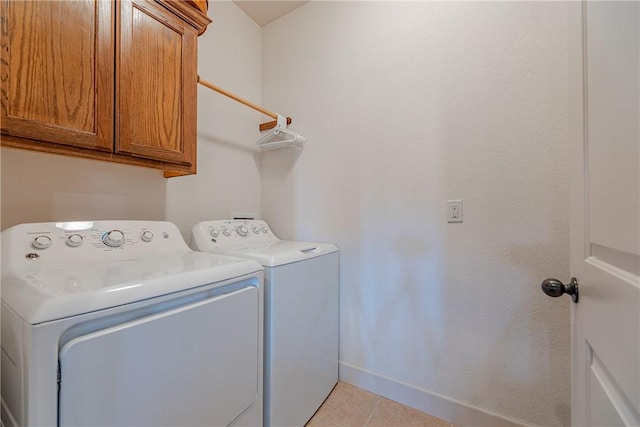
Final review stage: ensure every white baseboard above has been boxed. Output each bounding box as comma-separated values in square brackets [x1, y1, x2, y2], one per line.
[338, 361, 534, 427]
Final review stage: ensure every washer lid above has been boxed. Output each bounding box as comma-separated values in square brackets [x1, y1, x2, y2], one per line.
[2, 251, 261, 325]
[212, 241, 338, 267]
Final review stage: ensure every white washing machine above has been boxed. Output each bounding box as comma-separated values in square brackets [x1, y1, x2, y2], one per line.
[1, 220, 263, 427]
[191, 220, 339, 427]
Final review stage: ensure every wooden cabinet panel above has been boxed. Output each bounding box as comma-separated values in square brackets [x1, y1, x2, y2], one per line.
[0, 0, 114, 151]
[116, 0, 196, 168]
[1, 0, 208, 176]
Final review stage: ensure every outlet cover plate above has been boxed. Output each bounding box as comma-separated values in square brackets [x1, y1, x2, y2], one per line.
[447, 200, 463, 223]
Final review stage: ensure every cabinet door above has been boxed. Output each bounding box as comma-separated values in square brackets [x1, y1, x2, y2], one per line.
[0, 0, 114, 151]
[116, 0, 197, 169]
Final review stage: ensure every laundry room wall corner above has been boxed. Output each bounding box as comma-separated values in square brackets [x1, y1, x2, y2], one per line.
[165, 2, 263, 239]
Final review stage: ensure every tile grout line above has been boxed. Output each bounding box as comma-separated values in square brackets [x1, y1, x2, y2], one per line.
[362, 395, 382, 427]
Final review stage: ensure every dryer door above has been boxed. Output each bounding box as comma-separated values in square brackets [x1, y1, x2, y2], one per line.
[58, 285, 259, 426]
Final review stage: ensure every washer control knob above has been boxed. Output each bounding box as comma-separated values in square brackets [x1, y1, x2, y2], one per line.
[103, 230, 125, 247]
[261, 225, 268, 233]
[237, 226, 249, 237]
[252, 226, 261, 234]
[141, 231, 154, 243]
[222, 228, 232, 237]
[66, 234, 83, 248]
[32, 235, 52, 250]
[210, 229, 220, 238]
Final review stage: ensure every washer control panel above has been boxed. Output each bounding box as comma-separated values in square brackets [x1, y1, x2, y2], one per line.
[192, 219, 278, 249]
[5, 221, 188, 268]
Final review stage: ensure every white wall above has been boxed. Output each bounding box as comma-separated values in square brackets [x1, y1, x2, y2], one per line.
[262, 2, 570, 426]
[1, 1, 262, 240]
[0, 148, 167, 229]
[166, 0, 263, 238]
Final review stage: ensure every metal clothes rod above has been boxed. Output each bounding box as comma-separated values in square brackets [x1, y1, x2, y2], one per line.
[197, 75, 291, 131]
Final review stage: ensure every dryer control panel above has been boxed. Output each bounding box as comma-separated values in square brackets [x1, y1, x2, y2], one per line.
[3, 221, 189, 269]
[191, 220, 278, 249]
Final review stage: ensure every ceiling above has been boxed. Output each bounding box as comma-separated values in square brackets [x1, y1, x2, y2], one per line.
[232, 1, 310, 26]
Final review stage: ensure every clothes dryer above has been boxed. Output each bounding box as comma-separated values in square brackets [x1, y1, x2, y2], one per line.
[1, 220, 263, 427]
[191, 220, 339, 427]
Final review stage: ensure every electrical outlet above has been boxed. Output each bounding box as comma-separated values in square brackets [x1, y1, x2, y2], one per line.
[447, 200, 463, 223]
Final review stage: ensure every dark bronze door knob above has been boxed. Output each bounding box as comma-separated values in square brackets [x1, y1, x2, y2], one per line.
[541, 277, 579, 303]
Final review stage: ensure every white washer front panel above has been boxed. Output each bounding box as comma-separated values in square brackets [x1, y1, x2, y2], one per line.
[59, 286, 259, 426]
[265, 252, 339, 427]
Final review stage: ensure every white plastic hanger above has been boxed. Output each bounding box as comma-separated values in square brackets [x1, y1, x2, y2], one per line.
[256, 115, 305, 151]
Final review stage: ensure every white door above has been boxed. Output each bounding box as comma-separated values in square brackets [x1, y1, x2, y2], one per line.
[567, 2, 639, 426]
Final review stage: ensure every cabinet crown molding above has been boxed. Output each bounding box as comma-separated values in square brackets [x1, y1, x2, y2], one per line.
[156, 0, 212, 35]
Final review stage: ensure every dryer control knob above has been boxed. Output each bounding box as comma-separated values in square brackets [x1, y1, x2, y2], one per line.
[103, 230, 125, 247]
[222, 228, 232, 237]
[32, 235, 52, 250]
[210, 229, 220, 238]
[261, 225, 269, 233]
[237, 225, 249, 237]
[252, 226, 261, 234]
[66, 234, 83, 248]
[141, 231, 154, 242]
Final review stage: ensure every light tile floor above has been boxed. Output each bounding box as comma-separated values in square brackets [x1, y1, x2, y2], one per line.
[306, 381, 455, 427]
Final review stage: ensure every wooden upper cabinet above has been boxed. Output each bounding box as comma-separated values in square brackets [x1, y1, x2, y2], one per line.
[0, 0, 114, 152]
[116, 0, 196, 167]
[0, 0, 210, 176]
